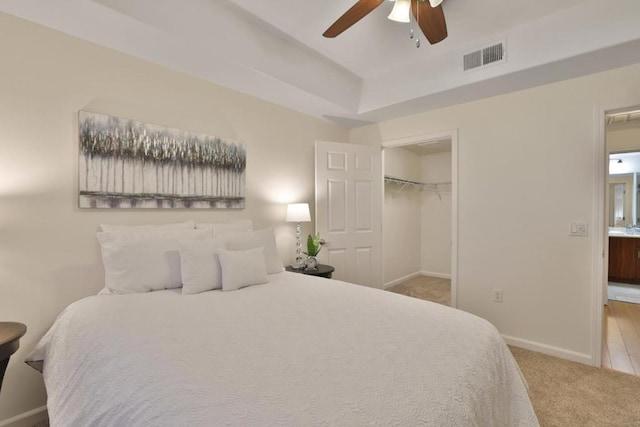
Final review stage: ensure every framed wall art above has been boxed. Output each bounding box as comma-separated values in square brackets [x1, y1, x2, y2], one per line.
[78, 111, 246, 209]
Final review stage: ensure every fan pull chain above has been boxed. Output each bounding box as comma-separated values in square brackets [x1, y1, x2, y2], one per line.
[409, 3, 415, 40]
[415, 1, 420, 48]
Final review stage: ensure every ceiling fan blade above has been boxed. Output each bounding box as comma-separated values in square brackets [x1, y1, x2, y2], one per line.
[411, 0, 447, 44]
[323, 0, 386, 38]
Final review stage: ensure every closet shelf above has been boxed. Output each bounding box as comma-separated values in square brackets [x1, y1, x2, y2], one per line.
[384, 175, 452, 199]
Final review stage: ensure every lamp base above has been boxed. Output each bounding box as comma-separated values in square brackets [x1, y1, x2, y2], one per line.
[291, 257, 306, 270]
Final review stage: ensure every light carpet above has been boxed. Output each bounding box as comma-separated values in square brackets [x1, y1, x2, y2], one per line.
[386, 275, 451, 306]
[511, 346, 640, 427]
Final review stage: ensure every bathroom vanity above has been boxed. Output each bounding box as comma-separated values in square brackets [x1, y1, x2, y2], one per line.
[608, 228, 640, 284]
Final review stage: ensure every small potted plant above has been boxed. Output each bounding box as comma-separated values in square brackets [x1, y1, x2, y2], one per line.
[303, 233, 324, 270]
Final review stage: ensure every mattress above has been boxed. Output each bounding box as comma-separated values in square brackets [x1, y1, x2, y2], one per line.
[27, 272, 538, 426]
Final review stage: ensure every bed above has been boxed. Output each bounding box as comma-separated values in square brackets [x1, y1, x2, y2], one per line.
[27, 270, 538, 426]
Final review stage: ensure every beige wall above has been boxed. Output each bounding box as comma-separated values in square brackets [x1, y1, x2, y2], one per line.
[421, 152, 452, 276]
[0, 13, 348, 422]
[607, 121, 640, 152]
[382, 148, 452, 284]
[383, 147, 422, 182]
[383, 148, 422, 284]
[351, 62, 640, 363]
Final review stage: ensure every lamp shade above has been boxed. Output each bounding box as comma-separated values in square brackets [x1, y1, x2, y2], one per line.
[388, 0, 411, 23]
[429, 0, 444, 7]
[286, 203, 311, 222]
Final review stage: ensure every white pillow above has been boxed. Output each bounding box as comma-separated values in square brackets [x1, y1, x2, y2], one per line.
[218, 247, 268, 292]
[97, 227, 213, 244]
[224, 228, 284, 274]
[179, 238, 225, 294]
[99, 220, 195, 232]
[196, 219, 253, 236]
[97, 229, 211, 294]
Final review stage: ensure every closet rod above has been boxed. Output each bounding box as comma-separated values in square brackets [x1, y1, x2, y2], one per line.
[384, 175, 451, 186]
[384, 175, 452, 199]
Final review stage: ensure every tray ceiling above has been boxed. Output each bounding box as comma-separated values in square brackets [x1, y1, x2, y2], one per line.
[1, 0, 639, 127]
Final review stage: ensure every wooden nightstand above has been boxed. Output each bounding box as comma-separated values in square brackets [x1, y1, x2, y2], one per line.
[0, 322, 27, 394]
[286, 264, 335, 279]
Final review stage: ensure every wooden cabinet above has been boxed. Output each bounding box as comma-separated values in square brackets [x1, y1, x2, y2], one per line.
[609, 236, 640, 283]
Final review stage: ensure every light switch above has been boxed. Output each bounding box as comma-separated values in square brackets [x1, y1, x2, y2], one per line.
[570, 221, 588, 237]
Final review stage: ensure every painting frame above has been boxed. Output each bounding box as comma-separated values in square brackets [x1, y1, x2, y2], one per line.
[78, 111, 246, 209]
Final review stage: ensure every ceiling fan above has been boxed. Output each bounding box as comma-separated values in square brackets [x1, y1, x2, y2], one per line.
[323, 0, 447, 47]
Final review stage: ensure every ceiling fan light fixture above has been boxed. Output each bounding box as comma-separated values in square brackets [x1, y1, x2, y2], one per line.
[388, 0, 411, 23]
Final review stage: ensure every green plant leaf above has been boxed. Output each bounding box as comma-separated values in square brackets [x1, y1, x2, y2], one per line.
[305, 233, 322, 256]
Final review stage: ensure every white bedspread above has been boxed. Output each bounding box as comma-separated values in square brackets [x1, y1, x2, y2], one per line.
[27, 272, 538, 426]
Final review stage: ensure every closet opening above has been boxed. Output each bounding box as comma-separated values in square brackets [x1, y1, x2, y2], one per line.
[382, 131, 458, 308]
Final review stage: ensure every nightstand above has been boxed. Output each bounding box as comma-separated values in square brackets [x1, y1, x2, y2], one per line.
[0, 322, 27, 394]
[286, 264, 335, 279]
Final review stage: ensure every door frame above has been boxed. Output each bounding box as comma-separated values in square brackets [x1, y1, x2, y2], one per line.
[382, 129, 459, 308]
[594, 99, 640, 367]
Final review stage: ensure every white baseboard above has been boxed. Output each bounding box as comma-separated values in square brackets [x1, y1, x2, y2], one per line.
[383, 272, 422, 289]
[384, 271, 452, 289]
[420, 271, 452, 280]
[502, 334, 594, 366]
[0, 406, 47, 427]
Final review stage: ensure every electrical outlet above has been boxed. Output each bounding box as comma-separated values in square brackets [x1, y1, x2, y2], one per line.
[493, 288, 503, 303]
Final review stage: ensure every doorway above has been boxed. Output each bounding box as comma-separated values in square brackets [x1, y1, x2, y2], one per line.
[381, 130, 458, 308]
[601, 106, 640, 375]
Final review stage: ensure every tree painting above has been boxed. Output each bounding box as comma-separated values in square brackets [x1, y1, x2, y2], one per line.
[78, 111, 246, 209]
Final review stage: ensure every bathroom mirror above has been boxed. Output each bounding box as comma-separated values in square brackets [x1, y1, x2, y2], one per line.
[609, 152, 640, 226]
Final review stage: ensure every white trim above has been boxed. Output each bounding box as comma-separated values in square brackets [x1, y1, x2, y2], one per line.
[502, 335, 592, 366]
[383, 271, 452, 289]
[451, 129, 459, 308]
[0, 406, 47, 427]
[382, 129, 459, 308]
[592, 103, 606, 368]
[383, 271, 422, 289]
[420, 271, 452, 280]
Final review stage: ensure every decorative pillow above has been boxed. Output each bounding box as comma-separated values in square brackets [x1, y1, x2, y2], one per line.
[218, 247, 269, 292]
[196, 219, 253, 236]
[223, 228, 284, 274]
[99, 220, 195, 232]
[97, 229, 211, 293]
[179, 238, 225, 294]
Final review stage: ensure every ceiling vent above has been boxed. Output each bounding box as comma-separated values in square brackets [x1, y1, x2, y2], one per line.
[463, 40, 506, 72]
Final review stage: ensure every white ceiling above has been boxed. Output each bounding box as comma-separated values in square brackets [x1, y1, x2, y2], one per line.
[1, 0, 640, 127]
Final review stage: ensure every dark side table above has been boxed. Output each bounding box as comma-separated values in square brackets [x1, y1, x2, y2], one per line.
[0, 322, 27, 394]
[286, 264, 335, 279]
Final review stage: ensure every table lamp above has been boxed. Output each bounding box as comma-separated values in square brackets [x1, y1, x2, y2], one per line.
[286, 203, 311, 269]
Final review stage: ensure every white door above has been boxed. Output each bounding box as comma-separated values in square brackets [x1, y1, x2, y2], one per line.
[315, 141, 382, 288]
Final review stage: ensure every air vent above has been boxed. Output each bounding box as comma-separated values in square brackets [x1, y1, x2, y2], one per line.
[463, 40, 506, 72]
[483, 43, 504, 65]
[463, 50, 482, 71]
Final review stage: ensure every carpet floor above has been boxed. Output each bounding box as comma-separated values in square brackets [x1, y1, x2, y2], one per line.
[387, 275, 640, 427]
[386, 275, 451, 306]
[511, 346, 640, 427]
